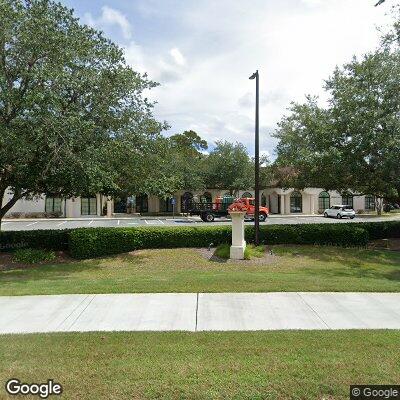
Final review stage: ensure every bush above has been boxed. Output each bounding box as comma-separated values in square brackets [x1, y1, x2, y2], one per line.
[69, 226, 233, 259]
[0, 229, 70, 252]
[12, 248, 56, 264]
[69, 223, 370, 259]
[214, 244, 265, 260]
[2, 220, 398, 259]
[253, 224, 369, 247]
[361, 221, 400, 240]
[214, 243, 230, 259]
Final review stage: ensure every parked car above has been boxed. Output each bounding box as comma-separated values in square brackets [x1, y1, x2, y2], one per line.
[324, 205, 356, 219]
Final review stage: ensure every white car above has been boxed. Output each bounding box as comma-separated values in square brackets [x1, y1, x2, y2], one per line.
[324, 205, 356, 219]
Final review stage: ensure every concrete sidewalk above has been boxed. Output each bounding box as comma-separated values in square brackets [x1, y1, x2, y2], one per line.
[1, 293, 400, 334]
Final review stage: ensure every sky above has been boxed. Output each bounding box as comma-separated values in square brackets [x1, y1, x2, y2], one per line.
[62, 0, 391, 158]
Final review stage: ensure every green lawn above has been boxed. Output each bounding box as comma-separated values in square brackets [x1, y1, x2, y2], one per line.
[1, 245, 400, 295]
[1, 330, 399, 399]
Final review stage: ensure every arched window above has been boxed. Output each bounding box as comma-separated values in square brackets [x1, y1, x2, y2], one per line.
[200, 192, 212, 203]
[181, 192, 193, 212]
[290, 191, 302, 213]
[241, 192, 253, 198]
[341, 194, 354, 208]
[318, 191, 330, 211]
[365, 195, 375, 211]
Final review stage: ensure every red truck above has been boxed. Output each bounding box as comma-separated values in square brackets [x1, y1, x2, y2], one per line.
[189, 197, 269, 222]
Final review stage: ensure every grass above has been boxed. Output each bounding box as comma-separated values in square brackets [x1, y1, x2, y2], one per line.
[1, 330, 399, 399]
[215, 243, 266, 260]
[1, 245, 400, 295]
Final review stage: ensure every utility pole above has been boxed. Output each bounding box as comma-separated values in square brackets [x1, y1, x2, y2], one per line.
[249, 70, 260, 245]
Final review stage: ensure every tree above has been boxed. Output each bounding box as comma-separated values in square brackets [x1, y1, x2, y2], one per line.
[204, 141, 254, 195]
[0, 0, 162, 228]
[274, 48, 400, 213]
[169, 130, 208, 154]
[167, 130, 208, 192]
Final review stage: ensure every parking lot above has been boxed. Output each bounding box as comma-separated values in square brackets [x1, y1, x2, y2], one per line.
[1, 214, 399, 231]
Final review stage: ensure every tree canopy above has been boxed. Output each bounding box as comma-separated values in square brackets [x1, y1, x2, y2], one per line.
[274, 12, 400, 212]
[0, 0, 164, 225]
[204, 141, 254, 195]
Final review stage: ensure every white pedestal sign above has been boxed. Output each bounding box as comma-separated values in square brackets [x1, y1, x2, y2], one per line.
[229, 210, 246, 260]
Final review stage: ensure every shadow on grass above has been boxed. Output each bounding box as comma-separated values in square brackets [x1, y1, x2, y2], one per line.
[275, 245, 400, 266]
[0, 252, 150, 284]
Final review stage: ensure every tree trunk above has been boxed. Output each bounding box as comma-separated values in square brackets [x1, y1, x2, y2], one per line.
[0, 191, 22, 231]
[376, 197, 383, 216]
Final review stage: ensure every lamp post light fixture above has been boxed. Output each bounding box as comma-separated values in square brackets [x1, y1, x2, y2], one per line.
[249, 70, 260, 246]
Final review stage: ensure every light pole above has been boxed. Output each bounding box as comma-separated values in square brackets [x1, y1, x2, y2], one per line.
[249, 70, 260, 246]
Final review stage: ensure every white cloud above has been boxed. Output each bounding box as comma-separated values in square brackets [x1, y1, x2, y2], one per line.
[170, 48, 186, 66]
[301, 0, 323, 6]
[84, 6, 132, 40]
[82, 0, 391, 159]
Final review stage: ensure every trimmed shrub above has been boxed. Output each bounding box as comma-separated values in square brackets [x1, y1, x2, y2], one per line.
[13, 248, 56, 264]
[361, 221, 400, 240]
[256, 224, 369, 247]
[69, 223, 369, 259]
[2, 220, 398, 259]
[69, 226, 233, 259]
[0, 229, 70, 252]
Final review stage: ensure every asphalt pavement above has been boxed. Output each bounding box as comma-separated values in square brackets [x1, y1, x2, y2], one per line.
[1, 214, 399, 231]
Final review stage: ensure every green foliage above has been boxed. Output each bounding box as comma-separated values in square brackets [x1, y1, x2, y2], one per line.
[245, 244, 265, 259]
[12, 248, 56, 264]
[69, 226, 232, 259]
[243, 246, 250, 260]
[0, 229, 69, 251]
[0, 0, 163, 221]
[170, 130, 208, 153]
[204, 141, 254, 195]
[214, 243, 230, 259]
[274, 14, 400, 204]
[2, 221, 398, 259]
[359, 221, 400, 240]
[69, 223, 371, 259]
[214, 244, 266, 260]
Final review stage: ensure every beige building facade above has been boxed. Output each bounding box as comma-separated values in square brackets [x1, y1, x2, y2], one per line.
[2, 187, 377, 218]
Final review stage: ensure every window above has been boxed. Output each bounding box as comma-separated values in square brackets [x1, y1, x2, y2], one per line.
[318, 191, 330, 211]
[242, 192, 252, 198]
[365, 195, 375, 211]
[45, 197, 62, 213]
[341, 195, 353, 208]
[290, 191, 302, 213]
[81, 197, 97, 215]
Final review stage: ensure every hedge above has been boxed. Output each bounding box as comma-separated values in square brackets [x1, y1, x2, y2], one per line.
[0, 229, 70, 252]
[1, 220, 398, 259]
[359, 221, 400, 240]
[68, 226, 233, 259]
[68, 223, 369, 259]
